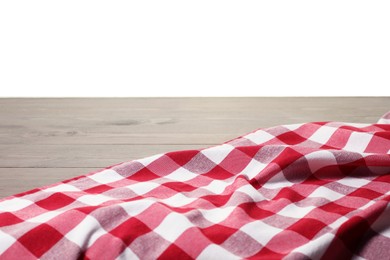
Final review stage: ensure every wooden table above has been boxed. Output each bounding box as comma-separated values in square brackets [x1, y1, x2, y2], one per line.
[0, 97, 388, 198]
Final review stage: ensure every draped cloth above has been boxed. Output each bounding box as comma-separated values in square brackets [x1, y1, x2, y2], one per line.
[1, 112, 390, 259]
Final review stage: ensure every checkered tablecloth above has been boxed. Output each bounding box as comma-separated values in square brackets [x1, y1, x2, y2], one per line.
[1, 112, 390, 259]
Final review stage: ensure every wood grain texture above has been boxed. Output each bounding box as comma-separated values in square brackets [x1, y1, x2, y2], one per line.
[0, 97, 388, 198]
[0, 168, 96, 197]
[0, 144, 205, 168]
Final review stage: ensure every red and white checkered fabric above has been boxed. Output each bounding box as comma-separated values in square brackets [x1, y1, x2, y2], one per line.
[1, 113, 390, 259]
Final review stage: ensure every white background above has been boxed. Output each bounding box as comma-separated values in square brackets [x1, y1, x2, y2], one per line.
[0, 1, 389, 97]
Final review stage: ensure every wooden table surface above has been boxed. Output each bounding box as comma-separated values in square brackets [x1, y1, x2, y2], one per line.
[0, 97, 389, 198]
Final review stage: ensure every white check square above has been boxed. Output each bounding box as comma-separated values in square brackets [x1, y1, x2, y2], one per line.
[89, 169, 124, 184]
